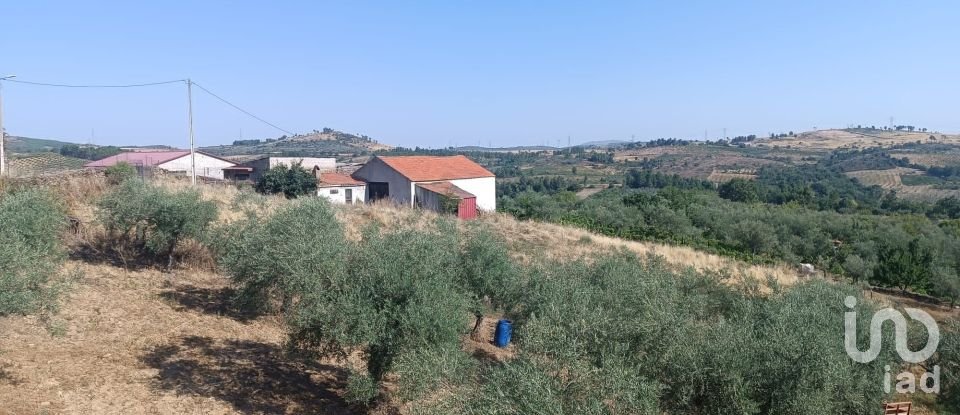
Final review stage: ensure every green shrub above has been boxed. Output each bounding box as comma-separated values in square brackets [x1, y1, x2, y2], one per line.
[0, 189, 67, 315]
[213, 200, 901, 412]
[103, 161, 137, 184]
[344, 370, 379, 405]
[254, 163, 317, 198]
[288, 225, 471, 403]
[213, 197, 347, 312]
[450, 253, 894, 414]
[98, 181, 216, 268]
[459, 227, 524, 312]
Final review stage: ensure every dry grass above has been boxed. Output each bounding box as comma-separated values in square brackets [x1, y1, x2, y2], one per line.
[0, 261, 355, 415]
[707, 170, 757, 183]
[575, 184, 607, 199]
[476, 212, 799, 286]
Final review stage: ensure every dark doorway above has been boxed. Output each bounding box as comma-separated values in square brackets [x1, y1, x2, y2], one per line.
[368, 182, 389, 201]
[345, 188, 353, 204]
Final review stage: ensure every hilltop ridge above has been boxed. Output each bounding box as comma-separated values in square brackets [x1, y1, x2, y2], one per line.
[201, 128, 392, 157]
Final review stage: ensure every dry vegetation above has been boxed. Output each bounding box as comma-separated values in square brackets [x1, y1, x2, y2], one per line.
[0, 174, 950, 414]
[845, 167, 917, 188]
[613, 145, 785, 178]
[755, 129, 960, 150]
[890, 151, 960, 168]
[707, 169, 757, 183]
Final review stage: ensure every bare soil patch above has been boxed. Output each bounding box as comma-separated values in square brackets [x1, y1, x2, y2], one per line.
[0, 262, 356, 415]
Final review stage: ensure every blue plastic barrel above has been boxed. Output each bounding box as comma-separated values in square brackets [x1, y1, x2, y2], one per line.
[494, 319, 512, 348]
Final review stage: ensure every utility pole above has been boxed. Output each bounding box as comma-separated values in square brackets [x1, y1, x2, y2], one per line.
[186, 79, 196, 185]
[0, 75, 16, 177]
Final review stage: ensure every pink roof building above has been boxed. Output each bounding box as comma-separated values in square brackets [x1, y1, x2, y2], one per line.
[84, 150, 237, 180]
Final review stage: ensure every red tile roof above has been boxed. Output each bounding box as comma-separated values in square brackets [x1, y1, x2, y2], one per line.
[377, 155, 494, 182]
[318, 172, 365, 187]
[416, 181, 475, 199]
[85, 151, 191, 168]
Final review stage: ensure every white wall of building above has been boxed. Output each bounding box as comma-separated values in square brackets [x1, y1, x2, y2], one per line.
[318, 185, 366, 204]
[159, 153, 235, 179]
[448, 177, 496, 211]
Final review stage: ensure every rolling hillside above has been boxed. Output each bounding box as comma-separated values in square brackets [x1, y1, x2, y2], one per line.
[5, 135, 80, 153]
[754, 128, 960, 150]
[201, 128, 393, 157]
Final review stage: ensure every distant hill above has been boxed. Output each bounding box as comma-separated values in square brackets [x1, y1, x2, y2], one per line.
[201, 128, 393, 157]
[5, 135, 80, 153]
[452, 145, 557, 152]
[753, 129, 960, 150]
[578, 139, 632, 148]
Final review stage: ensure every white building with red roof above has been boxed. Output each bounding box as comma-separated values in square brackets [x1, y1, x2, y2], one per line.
[317, 172, 366, 205]
[84, 150, 236, 180]
[351, 155, 495, 218]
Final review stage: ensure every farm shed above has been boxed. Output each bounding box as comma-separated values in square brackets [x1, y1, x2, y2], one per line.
[224, 156, 336, 182]
[414, 181, 477, 219]
[85, 150, 236, 179]
[317, 172, 366, 205]
[351, 155, 496, 213]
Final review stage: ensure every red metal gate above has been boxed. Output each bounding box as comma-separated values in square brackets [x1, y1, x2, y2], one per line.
[457, 197, 477, 220]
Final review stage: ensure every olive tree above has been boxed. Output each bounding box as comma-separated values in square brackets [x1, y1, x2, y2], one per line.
[288, 224, 472, 404]
[0, 190, 66, 315]
[98, 180, 217, 268]
[214, 197, 347, 312]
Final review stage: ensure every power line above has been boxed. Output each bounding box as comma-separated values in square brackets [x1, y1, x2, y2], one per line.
[190, 81, 294, 136]
[5, 79, 186, 88]
[6, 77, 295, 136]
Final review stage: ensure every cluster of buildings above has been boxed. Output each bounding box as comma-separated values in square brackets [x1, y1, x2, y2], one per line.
[84, 150, 495, 219]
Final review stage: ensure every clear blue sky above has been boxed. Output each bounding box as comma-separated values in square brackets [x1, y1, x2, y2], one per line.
[3, 1, 959, 148]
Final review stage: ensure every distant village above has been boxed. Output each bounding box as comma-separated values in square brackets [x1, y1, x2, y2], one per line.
[83, 150, 496, 220]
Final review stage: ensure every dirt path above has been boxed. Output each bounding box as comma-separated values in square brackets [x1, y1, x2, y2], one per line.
[0, 262, 354, 415]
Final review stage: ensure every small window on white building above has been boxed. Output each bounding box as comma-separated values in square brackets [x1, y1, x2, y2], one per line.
[330, 189, 339, 194]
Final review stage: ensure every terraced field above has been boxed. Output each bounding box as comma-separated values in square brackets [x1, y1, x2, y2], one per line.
[845, 167, 960, 201]
[707, 170, 757, 183]
[7, 153, 88, 177]
[844, 167, 912, 188]
[890, 151, 960, 168]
